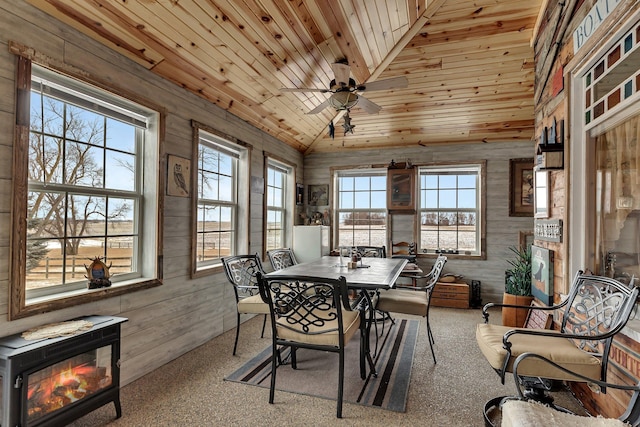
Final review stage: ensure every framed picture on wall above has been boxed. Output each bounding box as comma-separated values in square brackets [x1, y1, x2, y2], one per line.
[531, 244, 554, 305]
[308, 184, 329, 206]
[387, 167, 416, 213]
[509, 158, 534, 217]
[167, 155, 190, 197]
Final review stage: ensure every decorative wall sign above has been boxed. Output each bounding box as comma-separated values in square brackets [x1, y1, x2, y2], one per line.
[308, 184, 329, 206]
[509, 158, 534, 217]
[531, 245, 554, 305]
[534, 219, 563, 242]
[167, 155, 191, 197]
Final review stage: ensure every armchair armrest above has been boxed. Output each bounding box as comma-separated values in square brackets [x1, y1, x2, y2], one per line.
[481, 298, 567, 323]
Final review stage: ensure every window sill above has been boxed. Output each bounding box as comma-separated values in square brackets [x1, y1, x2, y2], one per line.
[12, 278, 162, 320]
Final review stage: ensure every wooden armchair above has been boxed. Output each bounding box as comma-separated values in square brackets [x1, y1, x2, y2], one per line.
[476, 271, 639, 423]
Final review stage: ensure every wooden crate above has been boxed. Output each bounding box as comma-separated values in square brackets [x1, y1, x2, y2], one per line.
[432, 282, 469, 308]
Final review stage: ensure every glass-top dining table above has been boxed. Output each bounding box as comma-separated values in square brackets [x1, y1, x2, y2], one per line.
[265, 255, 408, 377]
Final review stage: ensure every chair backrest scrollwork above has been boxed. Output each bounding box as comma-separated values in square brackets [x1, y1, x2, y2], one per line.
[560, 272, 638, 356]
[257, 274, 352, 335]
[267, 248, 298, 271]
[222, 254, 266, 302]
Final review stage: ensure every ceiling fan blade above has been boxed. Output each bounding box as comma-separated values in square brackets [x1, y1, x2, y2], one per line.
[358, 76, 408, 92]
[355, 95, 382, 114]
[280, 87, 331, 93]
[331, 62, 351, 87]
[306, 98, 331, 115]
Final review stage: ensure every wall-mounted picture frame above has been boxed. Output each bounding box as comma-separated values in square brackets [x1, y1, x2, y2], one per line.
[509, 158, 534, 217]
[534, 169, 550, 218]
[308, 184, 329, 206]
[531, 244, 554, 305]
[296, 183, 304, 206]
[387, 167, 416, 213]
[167, 154, 191, 197]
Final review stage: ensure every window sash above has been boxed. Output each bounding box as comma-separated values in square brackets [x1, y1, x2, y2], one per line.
[26, 70, 146, 296]
[418, 165, 481, 255]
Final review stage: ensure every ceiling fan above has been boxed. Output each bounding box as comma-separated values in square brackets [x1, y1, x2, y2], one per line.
[280, 61, 408, 115]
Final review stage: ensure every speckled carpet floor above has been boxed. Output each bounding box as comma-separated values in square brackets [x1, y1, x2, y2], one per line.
[69, 307, 584, 426]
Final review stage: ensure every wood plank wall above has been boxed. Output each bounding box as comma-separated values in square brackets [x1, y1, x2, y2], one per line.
[304, 140, 536, 303]
[0, 1, 303, 385]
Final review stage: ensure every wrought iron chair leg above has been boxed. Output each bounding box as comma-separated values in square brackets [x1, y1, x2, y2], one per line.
[337, 349, 345, 418]
[260, 314, 267, 338]
[233, 312, 241, 355]
[269, 344, 277, 404]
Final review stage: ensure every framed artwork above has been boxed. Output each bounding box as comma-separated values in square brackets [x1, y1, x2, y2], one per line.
[296, 183, 304, 205]
[167, 154, 191, 197]
[250, 176, 264, 194]
[387, 167, 416, 213]
[509, 158, 534, 217]
[531, 244, 554, 305]
[308, 184, 329, 206]
[519, 230, 534, 249]
[534, 169, 550, 218]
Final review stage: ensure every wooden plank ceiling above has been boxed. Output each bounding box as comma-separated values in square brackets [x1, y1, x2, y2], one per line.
[28, 0, 542, 154]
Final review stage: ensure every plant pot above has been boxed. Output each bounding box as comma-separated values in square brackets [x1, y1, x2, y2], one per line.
[501, 293, 534, 327]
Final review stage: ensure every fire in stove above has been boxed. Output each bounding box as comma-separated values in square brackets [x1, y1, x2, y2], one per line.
[26, 350, 112, 423]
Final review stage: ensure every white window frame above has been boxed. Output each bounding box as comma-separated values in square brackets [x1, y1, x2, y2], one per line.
[191, 122, 250, 277]
[334, 169, 388, 247]
[417, 163, 485, 258]
[10, 58, 162, 319]
[265, 158, 293, 251]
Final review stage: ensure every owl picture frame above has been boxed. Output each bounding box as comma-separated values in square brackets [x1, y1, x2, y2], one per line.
[167, 154, 191, 197]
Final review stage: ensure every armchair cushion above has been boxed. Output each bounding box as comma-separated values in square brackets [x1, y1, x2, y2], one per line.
[376, 289, 427, 316]
[476, 324, 602, 381]
[237, 294, 270, 314]
[276, 309, 360, 347]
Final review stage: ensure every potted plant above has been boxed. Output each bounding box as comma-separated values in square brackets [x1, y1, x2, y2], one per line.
[502, 245, 533, 327]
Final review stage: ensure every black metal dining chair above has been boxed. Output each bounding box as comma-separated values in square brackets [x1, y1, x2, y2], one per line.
[375, 254, 447, 363]
[221, 254, 269, 355]
[256, 273, 362, 418]
[267, 248, 298, 271]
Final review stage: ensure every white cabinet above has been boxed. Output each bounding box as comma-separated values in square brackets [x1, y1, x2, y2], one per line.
[293, 226, 330, 263]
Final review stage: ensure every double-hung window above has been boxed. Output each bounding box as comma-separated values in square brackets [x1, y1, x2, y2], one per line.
[192, 124, 250, 275]
[11, 60, 162, 319]
[335, 169, 387, 247]
[418, 163, 484, 257]
[266, 160, 292, 251]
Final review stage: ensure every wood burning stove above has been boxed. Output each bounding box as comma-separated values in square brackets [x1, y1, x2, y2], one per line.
[0, 315, 127, 427]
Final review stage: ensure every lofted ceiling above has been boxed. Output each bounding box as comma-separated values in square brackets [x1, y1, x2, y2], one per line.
[27, 0, 543, 154]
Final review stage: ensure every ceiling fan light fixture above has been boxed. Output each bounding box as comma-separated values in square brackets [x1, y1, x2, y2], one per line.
[329, 91, 359, 110]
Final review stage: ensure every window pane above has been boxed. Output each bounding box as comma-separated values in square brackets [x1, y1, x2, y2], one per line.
[370, 191, 386, 209]
[458, 189, 476, 208]
[106, 236, 134, 274]
[371, 176, 386, 191]
[106, 118, 136, 153]
[439, 189, 456, 208]
[354, 176, 370, 191]
[218, 175, 233, 202]
[440, 175, 456, 188]
[200, 170, 218, 200]
[340, 192, 354, 209]
[105, 150, 135, 191]
[354, 192, 370, 209]
[65, 142, 104, 187]
[107, 198, 135, 235]
[42, 96, 65, 137]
